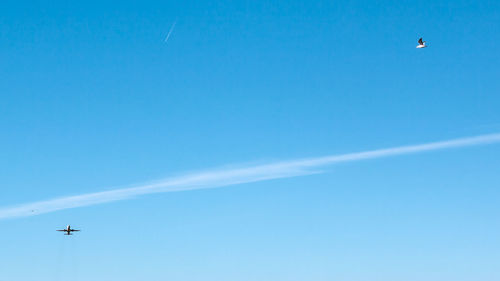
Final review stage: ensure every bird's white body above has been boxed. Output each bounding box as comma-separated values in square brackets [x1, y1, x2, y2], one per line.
[416, 44, 427, 48]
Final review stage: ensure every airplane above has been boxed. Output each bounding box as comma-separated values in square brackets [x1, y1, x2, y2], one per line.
[416, 37, 427, 48]
[57, 225, 80, 235]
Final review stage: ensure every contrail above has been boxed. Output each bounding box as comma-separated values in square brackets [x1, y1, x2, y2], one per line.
[164, 20, 177, 43]
[1, 133, 500, 220]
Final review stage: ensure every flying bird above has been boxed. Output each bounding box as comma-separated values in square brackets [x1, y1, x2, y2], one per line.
[416, 37, 427, 48]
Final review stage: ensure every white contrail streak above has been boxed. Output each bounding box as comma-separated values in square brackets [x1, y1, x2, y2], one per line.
[164, 20, 177, 43]
[1, 133, 500, 220]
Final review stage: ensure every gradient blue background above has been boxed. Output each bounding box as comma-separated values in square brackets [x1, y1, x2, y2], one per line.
[1, 0, 500, 280]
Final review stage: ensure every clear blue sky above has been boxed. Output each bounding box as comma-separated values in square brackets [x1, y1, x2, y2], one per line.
[1, 0, 500, 280]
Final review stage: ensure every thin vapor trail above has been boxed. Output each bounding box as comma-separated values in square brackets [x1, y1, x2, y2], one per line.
[1, 133, 500, 220]
[164, 20, 177, 43]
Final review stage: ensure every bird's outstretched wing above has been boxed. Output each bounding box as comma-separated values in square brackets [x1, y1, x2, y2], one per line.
[70, 229, 80, 232]
[56, 229, 67, 232]
[418, 38, 423, 44]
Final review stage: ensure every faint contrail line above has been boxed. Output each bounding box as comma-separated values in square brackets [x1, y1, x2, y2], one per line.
[164, 20, 177, 43]
[1, 133, 500, 220]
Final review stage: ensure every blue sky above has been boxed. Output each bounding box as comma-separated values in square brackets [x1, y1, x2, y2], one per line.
[1, 0, 500, 280]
